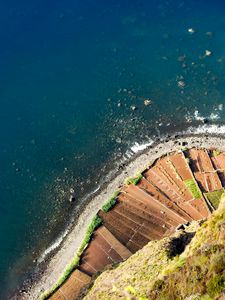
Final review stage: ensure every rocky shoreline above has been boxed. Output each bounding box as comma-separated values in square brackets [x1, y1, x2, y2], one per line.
[18, 133, 225, 300]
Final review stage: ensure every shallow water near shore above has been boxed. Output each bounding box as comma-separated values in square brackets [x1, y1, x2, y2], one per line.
[1, 0, 225, 298]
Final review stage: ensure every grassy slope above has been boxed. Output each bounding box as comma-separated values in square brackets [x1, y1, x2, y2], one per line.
[83, 237, 173, 300]
[84, 195, 225, 300]
[204, 189, 225, 210]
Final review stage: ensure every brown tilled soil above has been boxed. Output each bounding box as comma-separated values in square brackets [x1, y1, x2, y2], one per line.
[188, 198, 209, 218]
[49, 147, 225, 300]
[137, 177, 192, 222]
[210, 153, 225, 186]
[211, 152, 225, 169]
[79, 226, 131, 276]
[97, 226, 131, 260]
[169, 152, 192, 181]
[186, 149, 222, 193]
[50, 270, 91, 300]
[157, 157, 193, 201]
[186, 148, 213, 172]
[144, 166, 188, 204]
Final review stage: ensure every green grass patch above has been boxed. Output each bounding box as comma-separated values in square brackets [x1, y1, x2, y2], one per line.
[125, 173, 143, 185]
[184, 178, 202, 199]
[180, 146, 188, 151]
[40, 215, 102, 300]
[102, 190, 120, 212]
[200, 295, 213, 300]
[162, 256, 186, 277]
[212, 150, 221, 157]
[204, 189, 225, 210]
[185, 157, 190, 165]
[78, 215, 103, 254]
[207, 275, 225, 297]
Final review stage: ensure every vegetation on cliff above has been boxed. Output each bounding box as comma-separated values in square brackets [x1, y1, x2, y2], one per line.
[102, 190, 120, 212]
[124, 173, 143, 185]
[84, 195, 225, 300]
[184, 178, 202, 199]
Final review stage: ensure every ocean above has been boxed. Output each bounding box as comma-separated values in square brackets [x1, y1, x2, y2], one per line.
[1, 0, 225, 297]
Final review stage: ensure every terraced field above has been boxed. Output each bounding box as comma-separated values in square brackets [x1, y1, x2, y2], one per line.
[47, 148, 225, 300]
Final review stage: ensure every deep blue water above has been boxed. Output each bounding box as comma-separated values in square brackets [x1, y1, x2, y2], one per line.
[1, 0, 225, 297]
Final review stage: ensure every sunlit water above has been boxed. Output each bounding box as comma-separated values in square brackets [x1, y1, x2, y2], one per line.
[1, 0, 225, 297]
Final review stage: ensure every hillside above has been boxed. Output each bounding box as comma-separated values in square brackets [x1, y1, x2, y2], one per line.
[84, 195, 225, 300]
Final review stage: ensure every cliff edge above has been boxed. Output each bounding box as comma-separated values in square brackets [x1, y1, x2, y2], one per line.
[84, 194, 225, 300]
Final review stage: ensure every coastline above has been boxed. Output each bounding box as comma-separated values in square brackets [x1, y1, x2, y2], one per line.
[19, 133, 225, 300]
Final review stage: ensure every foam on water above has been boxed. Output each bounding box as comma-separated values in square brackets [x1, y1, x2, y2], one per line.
[37, 141, 157, 263]
[37, 185, 101, 263]
[193, 110, 205, 122]
[130, 141, 154, 153]
[187, 124, 225, 135]
[184, 105, 223, 124]
[38, 228, 71, 264]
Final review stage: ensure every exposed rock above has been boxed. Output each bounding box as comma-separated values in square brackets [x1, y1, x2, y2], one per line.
[69, 188, 76, 202]
[144, 99, 152, 106]
[187, 28, 195, 34]
[177, 55, 186, 62]
[206, 31, 213, 37]
[130, 105, 137, 111]
[205, 49, 212, 57]
[177, 80, 185, 88]
[203, 118, 209, 124]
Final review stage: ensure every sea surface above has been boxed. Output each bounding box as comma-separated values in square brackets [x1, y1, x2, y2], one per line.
[1, 0, 225, 297]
